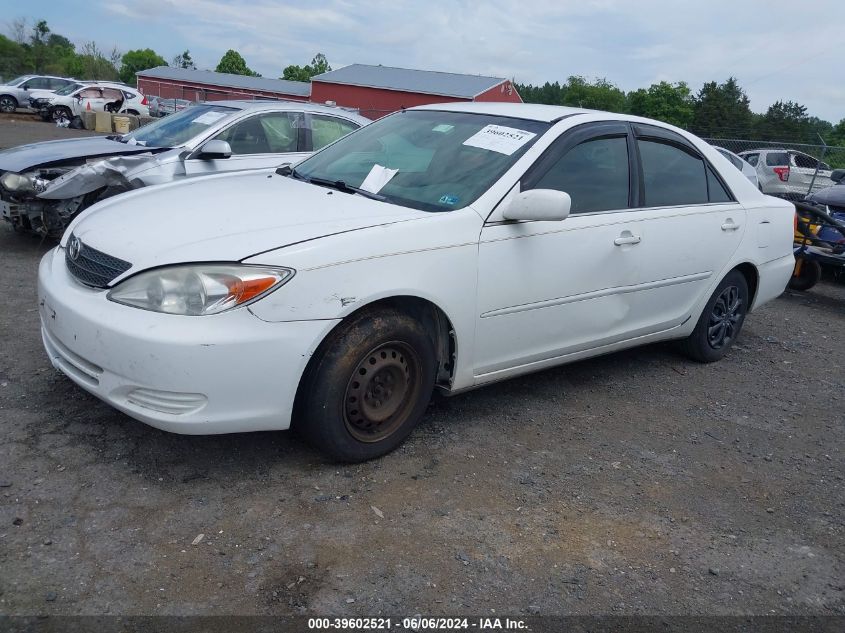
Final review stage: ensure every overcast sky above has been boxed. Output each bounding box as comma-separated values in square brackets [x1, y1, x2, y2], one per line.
[4, 0, 842, 123]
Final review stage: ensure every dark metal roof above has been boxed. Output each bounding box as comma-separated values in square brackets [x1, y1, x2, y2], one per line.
[136, 66, 312, 97]
[311, 64, 508, 99]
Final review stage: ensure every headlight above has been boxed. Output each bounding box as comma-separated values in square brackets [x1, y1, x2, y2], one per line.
[107, 264, 295, 316]
[0, 172, 34, 192]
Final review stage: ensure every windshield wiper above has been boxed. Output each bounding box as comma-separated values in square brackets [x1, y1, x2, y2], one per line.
[105, 134, 128, 143]
[276, 165, 385, 201]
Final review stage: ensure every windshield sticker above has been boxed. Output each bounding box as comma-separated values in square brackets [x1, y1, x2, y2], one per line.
[438, 194, 459, 205]
[191, 111, 228, 126]
[360, 164, 398, 194]
[462, 124, 537, 156]
[432, 124, 454, 133]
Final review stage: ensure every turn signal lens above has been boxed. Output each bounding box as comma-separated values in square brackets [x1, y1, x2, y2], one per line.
[107, 264, 294, 316]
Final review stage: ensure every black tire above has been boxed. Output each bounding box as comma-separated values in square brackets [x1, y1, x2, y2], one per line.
[679, 270, 749, 363]
[295, 308, 437, 462]
[51, 106, 72, 122]
[0, 95, 17, 113]
[126, 109, 139, 116]
[787, 259, 821, 291]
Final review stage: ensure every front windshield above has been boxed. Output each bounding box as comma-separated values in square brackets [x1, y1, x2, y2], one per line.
[8, 76, 29, 86]
[294, 110, 550, 212]
[121, 104, 237, 148]
[54, 83, 81, 96]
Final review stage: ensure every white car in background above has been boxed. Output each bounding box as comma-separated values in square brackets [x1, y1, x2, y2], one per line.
[714, 146, 760, 189]
[45, 82, 150, 121]
[38, 103, 794, 461]
[0, 74, 79, 113]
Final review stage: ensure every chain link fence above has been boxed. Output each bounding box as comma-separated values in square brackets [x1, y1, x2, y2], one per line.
[705, 138, 845, 200]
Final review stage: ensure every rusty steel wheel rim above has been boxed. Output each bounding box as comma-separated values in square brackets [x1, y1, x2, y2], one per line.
[343, 342, 422, 443]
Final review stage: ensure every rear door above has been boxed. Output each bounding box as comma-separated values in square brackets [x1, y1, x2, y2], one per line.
[76, 87, 105, 114]
[628, 124, 746, 329]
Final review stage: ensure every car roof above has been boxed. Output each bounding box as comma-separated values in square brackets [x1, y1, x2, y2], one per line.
[198, 99, 370, 122]
[411, 101, 591, 122]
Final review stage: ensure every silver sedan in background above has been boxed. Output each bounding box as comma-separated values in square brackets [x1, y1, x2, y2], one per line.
[714, 146, 760, 189]
[0, 100, 369, 237]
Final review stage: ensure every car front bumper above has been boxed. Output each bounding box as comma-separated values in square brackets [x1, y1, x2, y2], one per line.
[37, 247, 339, 434]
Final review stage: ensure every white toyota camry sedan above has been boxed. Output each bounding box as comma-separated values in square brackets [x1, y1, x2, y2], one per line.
[38, 102, 795, 461]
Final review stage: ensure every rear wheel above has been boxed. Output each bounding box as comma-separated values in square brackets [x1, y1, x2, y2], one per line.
[788, 258, 821, 291]
[295, 308, 436, 462]
[679, 270, 749, 363]
[0, 95, 17, 113]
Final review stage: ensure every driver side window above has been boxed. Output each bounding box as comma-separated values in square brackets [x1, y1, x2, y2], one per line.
[526, 136, 630, 214]
[214, 112, 300, 155]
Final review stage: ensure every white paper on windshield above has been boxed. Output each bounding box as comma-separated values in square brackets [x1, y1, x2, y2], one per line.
[360, 164, 398, 194]
[462, 124, 537, 155]
[191, 111, 228, 126]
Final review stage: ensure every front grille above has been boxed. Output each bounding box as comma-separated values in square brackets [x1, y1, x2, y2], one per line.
[65, 236, 132, 288]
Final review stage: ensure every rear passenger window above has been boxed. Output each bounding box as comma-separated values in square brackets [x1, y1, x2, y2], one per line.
[311, 115, 360, 151]
[793, 153, 820, 169]
[529, 136, 630, 213]
[707, 168, 732, 203]
[638, 139, 708, 207]
[766, 152, 789, 166]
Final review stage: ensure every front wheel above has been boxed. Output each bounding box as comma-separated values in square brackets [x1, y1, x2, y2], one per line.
[295, 308, 436, 462]
[0, 95, 17, 113]
[679, 270, 749, 363]
[51, 106, 72, 122]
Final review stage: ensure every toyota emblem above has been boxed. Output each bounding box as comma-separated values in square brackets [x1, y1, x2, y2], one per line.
[68, 235, 81, 261]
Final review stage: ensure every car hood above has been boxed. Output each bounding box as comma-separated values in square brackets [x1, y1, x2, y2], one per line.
[0, 136, 168, 173]
[66, 170, 433, 277]
[807, 184, 845, 207]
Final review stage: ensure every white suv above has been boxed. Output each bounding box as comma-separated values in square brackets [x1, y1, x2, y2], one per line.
[44, 82, 150, 121]
[0, 75, 78, 112]
[739, 148, 833, 200]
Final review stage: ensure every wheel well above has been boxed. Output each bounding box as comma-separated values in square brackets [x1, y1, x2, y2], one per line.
[126, 109, 139, 115]
[346, 296, 456, 387]
[733, 262, 759, 308]
[0, 94, 18, 105]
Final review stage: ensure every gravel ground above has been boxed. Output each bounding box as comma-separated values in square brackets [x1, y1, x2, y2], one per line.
[0, 116, 843, 617]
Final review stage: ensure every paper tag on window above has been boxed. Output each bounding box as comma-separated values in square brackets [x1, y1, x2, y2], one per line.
[360, 164, 398, 194]
[462, 124, 536, 155]
[192, 111, 227, 125]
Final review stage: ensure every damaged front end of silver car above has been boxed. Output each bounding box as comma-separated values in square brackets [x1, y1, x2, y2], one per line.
[0, 151, 186, 239]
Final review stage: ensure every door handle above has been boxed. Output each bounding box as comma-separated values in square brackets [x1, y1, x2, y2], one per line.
[721, 220, 740, 231]
[614, 234, 641, 246]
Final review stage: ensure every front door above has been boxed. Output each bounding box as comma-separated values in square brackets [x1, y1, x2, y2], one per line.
[184, 111, 309, 177]
[474, 122, 643, 379]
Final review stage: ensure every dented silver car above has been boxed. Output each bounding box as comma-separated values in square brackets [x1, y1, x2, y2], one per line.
[0, 100, 367, 237]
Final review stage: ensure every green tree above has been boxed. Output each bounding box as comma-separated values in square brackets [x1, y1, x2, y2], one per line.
[172, 49, 195, 70]
[755, 100, 811, 142]
[119, 48, 167, 84]
[515, 76, 626, 112]
[627, 81, 695, 128]
[0, 34, 30, 77]
[828, 119, 845, 147]
[282, 53, 331, 82]
[691, 77, 754, 138]
[215, 49, 260, 76]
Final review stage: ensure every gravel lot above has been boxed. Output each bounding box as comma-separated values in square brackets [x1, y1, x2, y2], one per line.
[0, 115, 843, 617]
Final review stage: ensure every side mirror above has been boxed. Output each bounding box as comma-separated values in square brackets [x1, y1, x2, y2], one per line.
[831, 169, 845, 184]
[197, 139, 232, 160]
[503, 189, 571, 222]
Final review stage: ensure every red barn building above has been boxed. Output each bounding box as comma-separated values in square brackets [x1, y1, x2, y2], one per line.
[310, 64, 522, 119]
[136, 63, 521, 119]
[136, 66, 311, 102]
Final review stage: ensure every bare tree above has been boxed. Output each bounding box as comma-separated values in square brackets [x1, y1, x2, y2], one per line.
[8, 17, 27, 45]
[109, 46, 122, 69]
